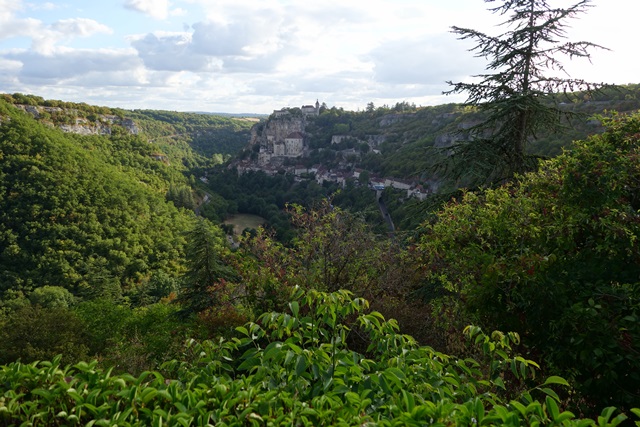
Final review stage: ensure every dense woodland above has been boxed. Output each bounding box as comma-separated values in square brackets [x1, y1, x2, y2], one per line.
[1, 82, 640, 425]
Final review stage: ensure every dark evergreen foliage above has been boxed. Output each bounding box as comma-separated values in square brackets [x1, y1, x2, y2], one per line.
[443, 0, 609, 186]
[176, 218, 238, 318]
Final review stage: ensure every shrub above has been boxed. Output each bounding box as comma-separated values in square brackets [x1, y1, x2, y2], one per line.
[0, 289, 635, 426]
[0, 305, 88, 365]
[416, 112, 640, 413]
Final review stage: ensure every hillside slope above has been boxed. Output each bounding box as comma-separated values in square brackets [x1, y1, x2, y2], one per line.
[0, 100, 200, 296]
[235, 85, 640, 188]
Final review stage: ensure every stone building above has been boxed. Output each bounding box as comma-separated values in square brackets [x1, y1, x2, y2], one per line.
[284, 132, 304, 157]
[301, 100, 320, 116]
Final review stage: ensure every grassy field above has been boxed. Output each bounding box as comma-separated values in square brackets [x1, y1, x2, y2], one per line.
[224, 214, 266, 235]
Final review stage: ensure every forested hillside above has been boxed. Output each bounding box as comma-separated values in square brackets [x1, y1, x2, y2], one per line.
[4, 0, 640, 420]
[303, 84, 640, 182]
[2, 93, 640, 425]
[0, 99, 196, 296]
[0, 93, 256, 169]
[198, 84, 640, 238]
[0, 94, 260, 303]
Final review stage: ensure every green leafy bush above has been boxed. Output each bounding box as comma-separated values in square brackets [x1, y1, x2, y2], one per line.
[1, 289, 635, 426]
[416, 112, 640, 413]
[73, 300, 191, 374]
[0, 305, 89, 365]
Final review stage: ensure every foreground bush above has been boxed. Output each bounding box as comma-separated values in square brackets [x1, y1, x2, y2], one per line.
[416, 112, 640, 413]
[1, 289, 636, 426]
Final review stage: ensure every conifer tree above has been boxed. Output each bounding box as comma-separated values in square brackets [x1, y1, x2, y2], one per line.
[176, 218, 237, 318]
[444, 0, 607, 186]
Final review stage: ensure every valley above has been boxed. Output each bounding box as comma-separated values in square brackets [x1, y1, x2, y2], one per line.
[1, 87, 640, 425]
[224, 213, 267, 235]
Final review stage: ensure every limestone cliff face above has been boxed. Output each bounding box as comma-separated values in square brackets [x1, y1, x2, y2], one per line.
[58, 122, 111, 135]
[17, 105, 139, 135]
[379, 113, 413, 127]
[250, 115, 306, 146]
[249, 124, 261, 145]
[250, 115, 308, 165]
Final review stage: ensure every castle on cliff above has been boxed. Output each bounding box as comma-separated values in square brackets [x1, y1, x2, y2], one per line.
[272, 100, 320, 118]
[256, 101, 321, 165]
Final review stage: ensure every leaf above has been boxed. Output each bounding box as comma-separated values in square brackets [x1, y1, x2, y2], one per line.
[386, 367, 406, 380]
[285, 340, 302, 355]
[344, 392, 360, 406]
[141, 388, 158, 404]
[235, 326, 249, 337]
[598, 407, 617, 427]
[174, 402, 188, 413]
[494, 349, 508, 360]
[509, 401, 526, 416]
[555, 411, 576, 423]
[289, 301, 300, 318]
[493, 376, 505, 390]
[539, 387, 560, 402]
[542, 376, 569, 387]
[402, 389, 415, 412]
[322, 373, 333, 391]
[237, 357, 261, 372]
[295, 355, 307, 377]
[546, 395, 560, 421]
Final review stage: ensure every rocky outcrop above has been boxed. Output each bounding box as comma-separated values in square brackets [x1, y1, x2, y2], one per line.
[251, 115, 306, 146]
[251, 115, 308, 165]
[57, 117, 139, 136]
[434, 133, 461, 148]
[379, 114, 403, 127]
[457, 120, 483, 130]
[16, 105, 139, 135]
[59, 121, 112, 135]
[431, 112, 459, 125]
[379, 112, 416, 127]
[367, 135, 386, 146]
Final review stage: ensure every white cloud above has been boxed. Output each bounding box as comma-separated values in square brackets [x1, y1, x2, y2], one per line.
[0, 0, 22, 18]
[0, 0, 41, 42]
[170, 7, 187, 17]
[190, 21, 255, 57]
[368, 33, 484, 86]
[27, 1, 56, 11]
[221, 54, 283, 74]
[29, 18, 113, 54]
[0, 2, 113, 54]
[130, 32, 217, 72]
[128, 12, 297, 74]
[0, 57, 22, 72]
[51, 18, 112, 38]
[6, 48, 140, 82]
[124, 0, 171, 20]
[0, 16, 41, 41]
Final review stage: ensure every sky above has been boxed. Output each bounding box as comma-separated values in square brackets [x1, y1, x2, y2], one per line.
[0, 0, 638, 114]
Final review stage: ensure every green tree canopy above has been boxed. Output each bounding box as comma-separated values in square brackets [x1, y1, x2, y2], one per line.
[416, 112, 640, 413]
[29, 286, 75, 309]
[0, 103, 191, 297]
[176, 218, 238, 318]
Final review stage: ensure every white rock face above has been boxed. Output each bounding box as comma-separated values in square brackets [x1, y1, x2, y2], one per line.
[16, 105, 139, 135]
[251, 115, 307, 164]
